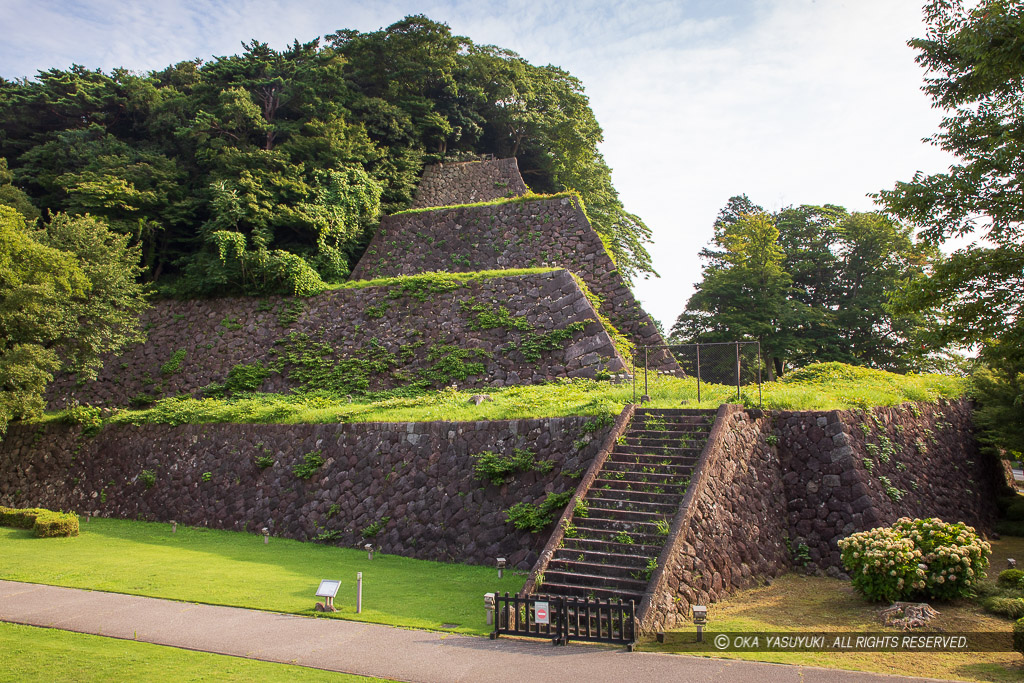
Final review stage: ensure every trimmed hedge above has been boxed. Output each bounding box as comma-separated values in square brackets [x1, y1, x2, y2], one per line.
[0, 506, 79, 538]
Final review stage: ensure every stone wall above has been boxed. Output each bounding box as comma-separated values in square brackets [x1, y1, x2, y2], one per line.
[411, 158, 529, 209]
[349, 196, 672, 367]
[48, 269, 623, 409]
[639, 406, 790, 631]
[0, 417, 611, 568]
[637, 399, 1002, 632]
[776, 399, 1000, 572]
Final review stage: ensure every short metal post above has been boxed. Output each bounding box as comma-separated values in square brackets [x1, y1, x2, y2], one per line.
[356, 572, 363, 613]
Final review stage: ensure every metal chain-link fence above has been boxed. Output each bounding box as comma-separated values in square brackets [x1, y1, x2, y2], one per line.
[632, 341, 762, 406]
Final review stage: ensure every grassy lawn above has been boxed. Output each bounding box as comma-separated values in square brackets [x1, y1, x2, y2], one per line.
[0, 621, 388, 682]
[46, 362, 966, 429]
[0, 517, 523, 636]
[637, 535, 1024, 682]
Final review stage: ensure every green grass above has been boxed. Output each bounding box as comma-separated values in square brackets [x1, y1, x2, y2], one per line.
[67, 362, 966, 428]
[0, 622, 386, 682]
[328, 267, 560, 289]
[388, 191, 576, 216]
[0, 517, 523, 636]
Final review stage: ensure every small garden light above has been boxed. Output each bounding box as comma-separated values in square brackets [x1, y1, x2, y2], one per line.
[365, 543, 374, 560]
[171, 520, 177, 534]
[262, 527, 269, 545]
[497, 557, 506, 579]
[1008, 558, 1017, 569]
[692, 605, 708, 643]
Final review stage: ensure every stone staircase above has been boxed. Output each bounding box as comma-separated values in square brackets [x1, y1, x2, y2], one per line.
[539, 408, 716, 602]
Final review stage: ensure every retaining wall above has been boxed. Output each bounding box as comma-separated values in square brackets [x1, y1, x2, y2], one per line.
[48, 269, 623, 409]
[637, 399, 1002, 631]
[411, 158, 529, 209]
[349, 196, 671, 365]
[0, 417, 611, 568]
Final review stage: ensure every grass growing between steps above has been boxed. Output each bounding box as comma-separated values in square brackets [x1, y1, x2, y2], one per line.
[49, 362, 965, 429]
[636, 535, 1024, 682]
[0, 517, 523, 636]
[0, 622, 386, 682]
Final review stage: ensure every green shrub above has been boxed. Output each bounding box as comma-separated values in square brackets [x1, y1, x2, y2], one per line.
[61, 403, 103, 436]
[998, 569, 1024, 587]
[160, 349, 187, 375]
[838, 517, 991, 602]
[254, 454, 275, 469]
[33, 510, 79, 538]
[471, 448, 542, 485]
[995, 520, 1024, 537]
[139, 469, 156, 489]
[1014, 617, 1024, 656]
[292, 450, 325, 479]
[361, 516, 390, 538]
[505, 491, 572, 532]
[0, 506, 78, 537]
[999, 495, 1024, 522]
[984, 596, 1024, 619]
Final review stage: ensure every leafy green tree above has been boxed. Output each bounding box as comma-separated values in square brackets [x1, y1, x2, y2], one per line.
[674, 211, 800, 378]
[876, 0, 1024, 348]
[0, 207, 147, 434]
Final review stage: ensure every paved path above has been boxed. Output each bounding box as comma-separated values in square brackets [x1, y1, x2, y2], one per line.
[0, 580, 954, 682]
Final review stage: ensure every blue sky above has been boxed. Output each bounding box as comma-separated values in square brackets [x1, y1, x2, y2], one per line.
[1, 0, 952, 329]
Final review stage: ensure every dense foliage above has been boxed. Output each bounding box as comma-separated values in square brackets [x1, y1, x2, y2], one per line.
[0, 15, 653, 296]
[672, 197, 933, 377]
[876, 0, 1024, 457]
[838, 517, 990, 602]
[0, 206, 147, 434]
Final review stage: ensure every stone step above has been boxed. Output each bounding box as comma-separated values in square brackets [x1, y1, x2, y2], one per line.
[542, 569, 648, 591]
[621, 435, 707, 449]
[636, 408, 717, 417]
[594, 469, 693, 485]
[551, 548, 653, 569]
[591, 478, 690, 495]
[602, 460, 695, 477]
[607, 451, 698, 465]
[570, 523, 668, 543]
[534, 582, 644, 603]
[548, 557, 651, 578]
[583, 490, 681, 511]
[581, 506, 673, 524]
[612, 444, 703, 457]
[561, 536, 664, 555]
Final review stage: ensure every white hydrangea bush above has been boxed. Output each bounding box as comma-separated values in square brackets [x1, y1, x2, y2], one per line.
[838, 517, 991, 602]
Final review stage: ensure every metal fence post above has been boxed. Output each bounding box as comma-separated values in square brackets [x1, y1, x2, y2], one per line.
[695, 343, 701, 404]
[735, 341, 741, 402]
[644, 347, 649, 400]
[757, 341, 763, 408]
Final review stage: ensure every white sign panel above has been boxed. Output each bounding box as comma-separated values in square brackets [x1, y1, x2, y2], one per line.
[316, 579, 341, 598]
[535, 601, 549, 625]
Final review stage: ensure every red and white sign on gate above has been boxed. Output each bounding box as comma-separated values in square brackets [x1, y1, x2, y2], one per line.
[535, 601, 549, 625]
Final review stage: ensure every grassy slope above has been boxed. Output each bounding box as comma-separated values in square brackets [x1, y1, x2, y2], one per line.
[83, 362, 966, 428]
[0, 622, 387, 683]
[0, 518, 523, 636]
[638, 535, 1024, 683]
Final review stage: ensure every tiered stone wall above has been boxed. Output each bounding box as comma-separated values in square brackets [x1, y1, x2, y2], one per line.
[638, 399, 1002, 632]
[0, 417, 611, 568]
[411, 158, 529, 209]
[48, 269, 624, 409]
[776, 399, 998, 571]
[640, 406, 790, 631]
[349, 196, 671, 367]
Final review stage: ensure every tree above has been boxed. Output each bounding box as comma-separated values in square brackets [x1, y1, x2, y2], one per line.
[674, 197, 933, 375]
[673, 211, 799, 378]
[876, 0, 1024, 348]
[0, 206, 147, 434]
